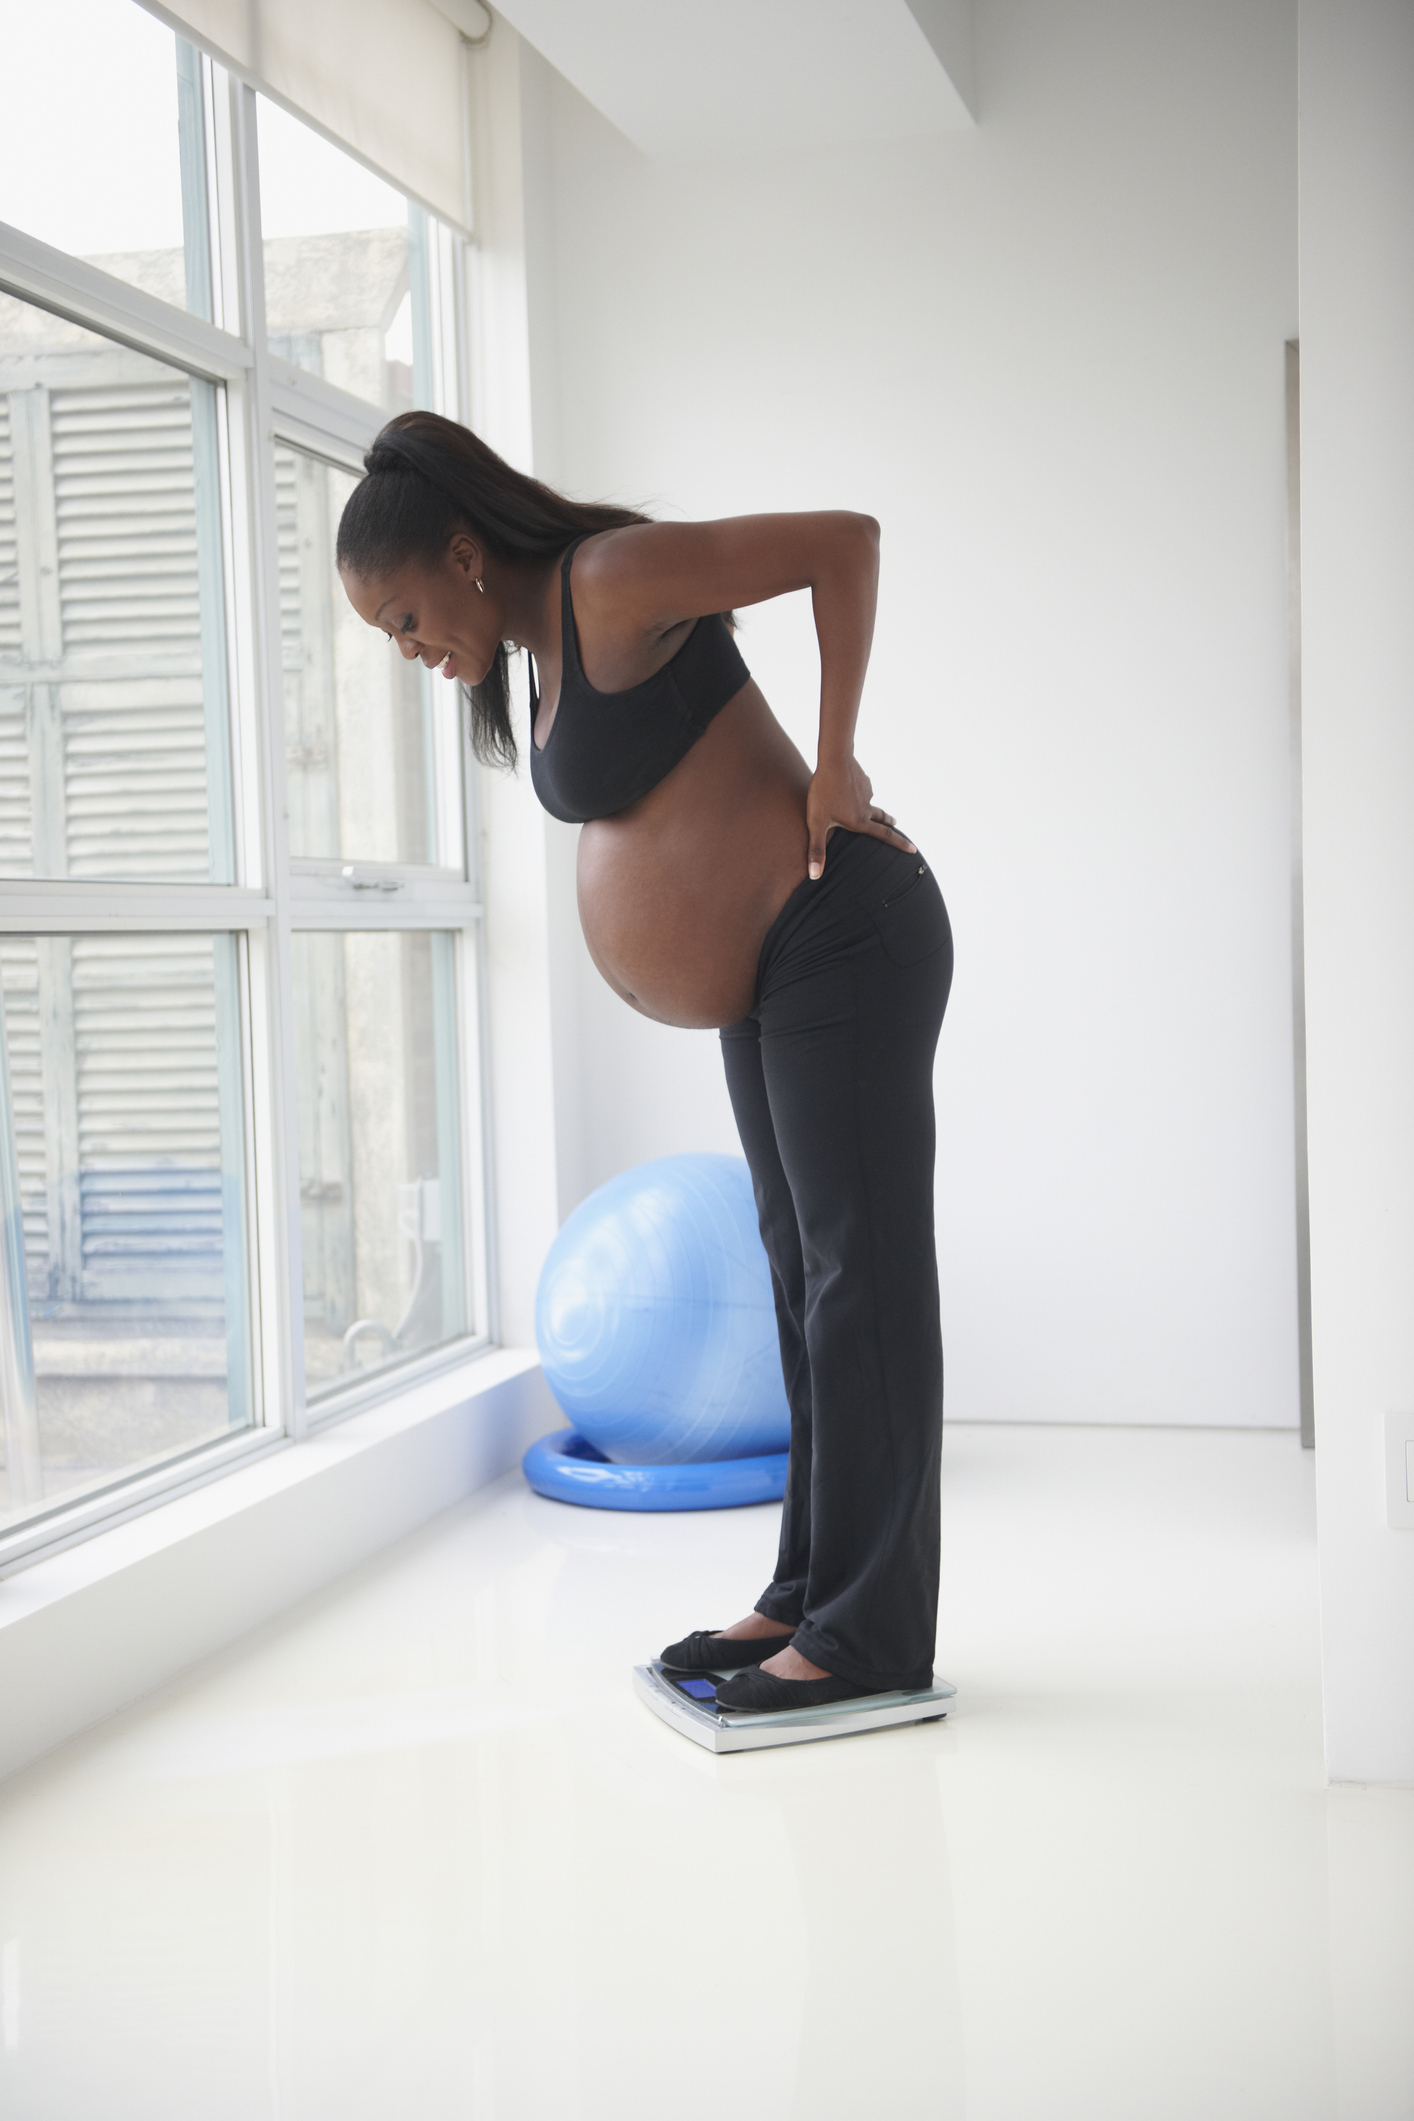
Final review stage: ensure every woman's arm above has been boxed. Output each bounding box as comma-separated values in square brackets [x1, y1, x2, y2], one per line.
[575, 514, 915, 877]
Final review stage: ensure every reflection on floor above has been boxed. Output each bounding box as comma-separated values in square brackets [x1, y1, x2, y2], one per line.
[0, 1423, 1411, 2120]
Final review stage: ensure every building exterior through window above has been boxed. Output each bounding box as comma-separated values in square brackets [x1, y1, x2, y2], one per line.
[0, 11, 489, 1560]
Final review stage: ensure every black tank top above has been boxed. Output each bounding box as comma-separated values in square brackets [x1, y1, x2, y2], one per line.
[528, 534, 749, 824]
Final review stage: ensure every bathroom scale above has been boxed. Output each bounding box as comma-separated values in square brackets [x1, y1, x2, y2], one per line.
[632, 1660, 956, 1754]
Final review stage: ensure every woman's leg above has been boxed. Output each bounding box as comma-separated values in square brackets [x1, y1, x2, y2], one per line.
[754, 859, 953, 1692]
[719, 1012, 814, 1628]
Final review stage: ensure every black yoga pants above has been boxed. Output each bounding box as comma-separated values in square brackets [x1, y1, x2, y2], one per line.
[719, 827, 953, 1693]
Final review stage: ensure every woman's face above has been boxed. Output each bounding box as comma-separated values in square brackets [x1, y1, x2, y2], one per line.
[340, 535, 497, 686]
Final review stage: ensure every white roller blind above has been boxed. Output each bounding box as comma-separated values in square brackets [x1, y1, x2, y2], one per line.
[139, 0, 471, 231]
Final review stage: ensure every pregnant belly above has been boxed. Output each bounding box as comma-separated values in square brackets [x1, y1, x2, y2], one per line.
[574, 686, 812, 1029]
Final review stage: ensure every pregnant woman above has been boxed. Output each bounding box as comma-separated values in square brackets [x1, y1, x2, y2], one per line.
[338, 411, 953, 1712]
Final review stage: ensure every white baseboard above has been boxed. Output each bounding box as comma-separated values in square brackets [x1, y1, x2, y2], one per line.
[0, 1348, 559, 1785]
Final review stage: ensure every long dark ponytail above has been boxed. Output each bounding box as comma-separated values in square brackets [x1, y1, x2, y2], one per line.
[336, 410, 649, 769]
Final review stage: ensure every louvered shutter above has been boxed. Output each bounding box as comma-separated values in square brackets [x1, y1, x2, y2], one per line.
[0, 927, 227, 1312]
[0, 394, 29, 879]
[276, 446, 301, 668]
[0, 390, 18, 656]
[0, 939, 49, 1303]
[1, 400, 47, 1302]
[275, 443, 343, 861]
[71, 935, 225, 1303]
[274, 448, 356, 1331]
[49, 380, 209, 880]
[1, 368, 229, 1316]
[52, 386, 224, 1304]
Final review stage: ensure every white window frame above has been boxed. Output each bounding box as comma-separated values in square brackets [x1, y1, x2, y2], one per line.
[0, 61, 496, 1575]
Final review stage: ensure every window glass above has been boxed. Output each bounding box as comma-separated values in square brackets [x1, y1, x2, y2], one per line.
[0, 45, 486, 1559]
[277, 445, 464, 870]
[0, 932, 252, 1534]
[0, 295, 234, 883]
[0, 2, 213, 320]
[292, 930, 467, 1396]
[258, 98, 432, 416]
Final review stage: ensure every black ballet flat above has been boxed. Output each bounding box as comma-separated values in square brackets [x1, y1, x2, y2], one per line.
[659, 1628, 796, 1673]
[714, 1667, 892, 1713]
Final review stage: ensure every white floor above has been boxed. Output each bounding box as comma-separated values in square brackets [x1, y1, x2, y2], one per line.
[0, 1423, 1411, 2121]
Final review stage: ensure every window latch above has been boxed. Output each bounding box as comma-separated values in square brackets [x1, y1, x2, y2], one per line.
[339, 868, 403, 894]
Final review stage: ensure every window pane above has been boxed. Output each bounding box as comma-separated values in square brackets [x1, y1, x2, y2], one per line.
[293, 930, 467, 1398]
[0, 296, 234, 882]
[0, 933, 253, 1536]
[0, 3, 213, 320]
[258, 98, 432, 417]
[278, 447, 464, 869]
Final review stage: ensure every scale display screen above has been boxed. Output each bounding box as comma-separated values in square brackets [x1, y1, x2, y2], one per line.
[671, 1677, 719, 1702]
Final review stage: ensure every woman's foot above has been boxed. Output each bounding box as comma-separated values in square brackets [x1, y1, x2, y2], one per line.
[758, 1644, 832, 1681]
[715, 1666, 889, 1713]
[658, 1613, 798, 1675]
[712, 1614, 795, 1643]
[716, 1616, 831, 1680]
[659, 1612, 795, 1673]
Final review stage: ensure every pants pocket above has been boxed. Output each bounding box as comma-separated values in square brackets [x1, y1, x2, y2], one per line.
[869, 864, 949, 966]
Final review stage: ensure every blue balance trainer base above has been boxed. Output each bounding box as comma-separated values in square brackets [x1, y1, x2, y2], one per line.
[522, 1428, 788, 1513]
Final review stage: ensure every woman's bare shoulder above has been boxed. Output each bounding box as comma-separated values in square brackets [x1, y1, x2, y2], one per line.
[573, 512, 879, 630]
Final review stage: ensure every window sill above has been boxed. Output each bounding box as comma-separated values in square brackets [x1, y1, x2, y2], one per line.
[0, 1346, 558, 1785]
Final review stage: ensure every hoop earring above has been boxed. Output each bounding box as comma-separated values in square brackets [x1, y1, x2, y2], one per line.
[475, 577, 485, 594]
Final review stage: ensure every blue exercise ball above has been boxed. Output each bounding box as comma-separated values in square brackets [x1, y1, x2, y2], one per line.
[535, 1153, 790, 1465]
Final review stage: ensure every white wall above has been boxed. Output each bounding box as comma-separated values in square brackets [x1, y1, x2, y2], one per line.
[1299, 0, 1414, 1786]
[514, 0, 1302, 1430]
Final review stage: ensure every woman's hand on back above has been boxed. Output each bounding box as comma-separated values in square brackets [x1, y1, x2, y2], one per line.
[576, 511, 905, 883]
[805, 756, 915, 880]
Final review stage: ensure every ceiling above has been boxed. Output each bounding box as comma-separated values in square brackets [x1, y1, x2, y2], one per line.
[488, 0, 976, 163]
